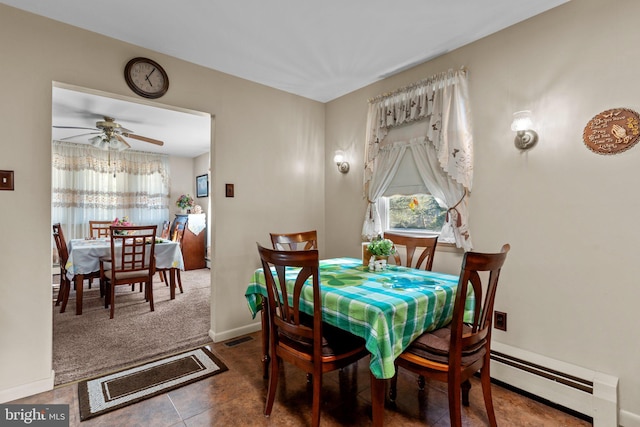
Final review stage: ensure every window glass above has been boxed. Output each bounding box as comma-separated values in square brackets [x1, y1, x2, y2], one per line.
[383, 194, 446, 233]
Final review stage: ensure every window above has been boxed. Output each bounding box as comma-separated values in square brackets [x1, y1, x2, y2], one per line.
[379, 193, 447, 235]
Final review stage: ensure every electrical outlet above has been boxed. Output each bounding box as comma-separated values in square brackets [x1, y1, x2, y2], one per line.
[0, 170, 14, 191]
[494, 311, 507, 331]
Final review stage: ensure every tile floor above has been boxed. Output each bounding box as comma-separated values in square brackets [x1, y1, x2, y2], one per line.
[11, 331, 592, 426]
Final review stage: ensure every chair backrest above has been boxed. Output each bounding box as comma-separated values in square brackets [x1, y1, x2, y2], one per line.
[170, 216, 188, 242]
[173, 221, 186, 246]
[383, 232, 438, 271]
[270, 230, 318, 251]
[89, 220, 112, 238]
[160, 220, 171, 239]
[451, 244, 510, 356]
[52, 223, 69, 266]
[109, 225, 158, 275]
[257, 243, 321, 356]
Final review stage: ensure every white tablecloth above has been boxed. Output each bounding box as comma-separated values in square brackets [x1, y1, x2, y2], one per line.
[65, 238, 184, 280]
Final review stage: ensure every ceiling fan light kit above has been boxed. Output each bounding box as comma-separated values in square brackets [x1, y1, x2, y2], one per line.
[53, 116, 164, 150]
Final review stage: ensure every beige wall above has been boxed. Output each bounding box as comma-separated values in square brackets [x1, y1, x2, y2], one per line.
[325, 0, 640, 421]
[169, 155, 196, 216]
[3, 0, 640, 422]
[0, 4, 324, 401]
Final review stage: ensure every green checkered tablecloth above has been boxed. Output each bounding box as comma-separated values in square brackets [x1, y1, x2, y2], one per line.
[245, 257, 471, 380]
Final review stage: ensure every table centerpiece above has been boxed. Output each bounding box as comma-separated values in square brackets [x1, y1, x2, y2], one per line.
[112, 216, 133, 235]
[367, 235, 395, 271]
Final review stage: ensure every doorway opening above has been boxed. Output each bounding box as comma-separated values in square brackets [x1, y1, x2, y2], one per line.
[51, 82, 213, 385]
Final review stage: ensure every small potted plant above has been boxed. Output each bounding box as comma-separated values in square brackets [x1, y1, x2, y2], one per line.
[368, 235, 395, 258]
[367, 236, 395, 271]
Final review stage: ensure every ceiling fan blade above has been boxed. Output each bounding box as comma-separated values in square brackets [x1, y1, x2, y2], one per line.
[115, 134, 131, 148]
[59, 132, 101, 141]
[122, 133, 164, 146]
[53, 126, 99, 131]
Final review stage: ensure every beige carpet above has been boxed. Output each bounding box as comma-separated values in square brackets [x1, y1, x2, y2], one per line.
[52, 268, 212, 386]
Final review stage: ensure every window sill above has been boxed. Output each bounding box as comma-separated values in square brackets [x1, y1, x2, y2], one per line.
[378, 229, 463, 254]
[434, 241, 463, 253]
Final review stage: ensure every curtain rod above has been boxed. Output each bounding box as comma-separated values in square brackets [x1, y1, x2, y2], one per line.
[368, 66, 467, 103]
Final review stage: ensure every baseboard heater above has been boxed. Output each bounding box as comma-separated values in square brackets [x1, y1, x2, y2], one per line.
[490, 342, 618, 427]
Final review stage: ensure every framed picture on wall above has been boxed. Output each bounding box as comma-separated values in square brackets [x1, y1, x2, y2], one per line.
[196, 174, 209, 198]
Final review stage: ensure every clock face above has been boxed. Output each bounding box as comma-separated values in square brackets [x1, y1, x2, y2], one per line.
[124, 57, 169, 99]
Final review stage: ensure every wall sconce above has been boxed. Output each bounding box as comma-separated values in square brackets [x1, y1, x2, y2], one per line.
[333, 150, 350, 173]
[511, 110, 538, 150]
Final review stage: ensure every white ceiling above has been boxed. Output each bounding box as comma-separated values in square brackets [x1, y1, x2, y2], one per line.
[3, 0, 568, 156]
[52, 85, 212, 158]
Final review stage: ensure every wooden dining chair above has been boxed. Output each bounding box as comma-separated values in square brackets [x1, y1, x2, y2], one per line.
[100, 225, 158, 319]
[257, 243, 368, 427]
[265, 230, 318, 378]
[53, 223, 104, 313]
[160, 220, 171, 239]
[157, 220, 171, 284]
[389, 244, 511, 427]
[269, 230, 318, 251]
[383, 232, 438, 271]
[157, 220, 186, 293]
[52, 223, 72, 311]
[170, 215, 188, 241]
[89, 220, 112, 238]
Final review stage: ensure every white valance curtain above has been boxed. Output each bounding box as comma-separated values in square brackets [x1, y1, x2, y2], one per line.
[362, 68, 474, 250]
[52, 140, 170, 240]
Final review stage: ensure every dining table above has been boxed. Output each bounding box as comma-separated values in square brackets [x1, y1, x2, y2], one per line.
[245, 257, 472, 426]
[65, 237, 185, 315]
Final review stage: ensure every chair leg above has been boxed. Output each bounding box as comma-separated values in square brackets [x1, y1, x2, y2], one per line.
[462, 379, 471, 406]
[264, 356, 279, 416]
[55, 277, 64, 306]
[389, 371, 398, 402]
[59, 277, 71, 314]
[162, 270, 169, 286]
[447, 374, 463, 427]
[418, 374, 426, 390]
[109, 284, 116, 319]
[176, 270, 184, 293]
[147, 280, 154, 312]
[311, 370, 322, 427]
[260, 306, 270, 380]
[480, 366, 498, 427]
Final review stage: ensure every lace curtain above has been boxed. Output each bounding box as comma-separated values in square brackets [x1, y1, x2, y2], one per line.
[52, 141, 170, 241]
[362, 68, 474, 250]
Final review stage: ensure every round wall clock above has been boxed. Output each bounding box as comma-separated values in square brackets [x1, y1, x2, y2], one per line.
[124, 57, 169, 99]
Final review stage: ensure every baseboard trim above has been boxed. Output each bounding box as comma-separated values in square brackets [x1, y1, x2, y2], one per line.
[0, 371, 55, 404]
[620, 410, 640, 427]
[209, 322, 261, 343]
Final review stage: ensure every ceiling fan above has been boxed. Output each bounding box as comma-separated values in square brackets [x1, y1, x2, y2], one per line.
[53, 116, 164, 151]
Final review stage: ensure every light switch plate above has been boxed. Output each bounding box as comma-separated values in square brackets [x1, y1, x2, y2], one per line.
[0, 170, 14, 190]
[225, 183, 234, 198]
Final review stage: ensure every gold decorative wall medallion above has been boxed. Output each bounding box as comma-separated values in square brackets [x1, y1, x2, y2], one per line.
[583, 108, 640, 155]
